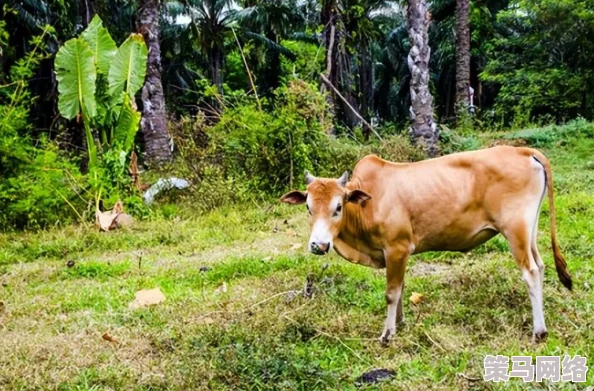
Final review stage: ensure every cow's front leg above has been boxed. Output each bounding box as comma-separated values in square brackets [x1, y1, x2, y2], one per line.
[380, 246, 408, 346]
[396, 280, 405, 324]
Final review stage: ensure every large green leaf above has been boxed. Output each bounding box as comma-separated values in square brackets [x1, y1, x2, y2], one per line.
[108, 33, 148, 99]
[114, 95, 141, 153]
[55, 38, 97, 120]
[81, 15, 117, 75]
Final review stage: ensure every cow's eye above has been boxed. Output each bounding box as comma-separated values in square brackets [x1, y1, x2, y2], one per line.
[334, 204, 342, 216]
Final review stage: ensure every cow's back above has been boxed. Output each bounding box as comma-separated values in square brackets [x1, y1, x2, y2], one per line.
[349, 146, 545, 252]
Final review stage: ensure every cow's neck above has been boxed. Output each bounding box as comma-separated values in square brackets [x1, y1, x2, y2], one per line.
[334, 187, 384, 268]
[340, 179, 371, 235]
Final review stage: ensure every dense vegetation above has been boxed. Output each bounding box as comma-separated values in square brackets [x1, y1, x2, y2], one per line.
[1, 0, 593, 229]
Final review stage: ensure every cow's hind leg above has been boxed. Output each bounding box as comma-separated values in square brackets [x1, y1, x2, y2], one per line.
[532, 230, 545, 288]
[531, 207, 546, 287]
[503, 220, 547, 342]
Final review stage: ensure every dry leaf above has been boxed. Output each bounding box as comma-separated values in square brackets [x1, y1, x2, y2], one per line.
[128, 288, 166, 309]
[102, 332, 119, 344]
[286, 229, 297, 237]
[96, 201, 133, 231]
[214, 282, 228, 294]
[409, 292, 424, 305]
[96, 210, 119, 231]
[262, 256, 272, 261]
[290, 243, 302, 250]
[129, 151, 150, 191]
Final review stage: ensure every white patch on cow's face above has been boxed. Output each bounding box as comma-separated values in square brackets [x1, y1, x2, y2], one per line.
[307, 195, 343, 254]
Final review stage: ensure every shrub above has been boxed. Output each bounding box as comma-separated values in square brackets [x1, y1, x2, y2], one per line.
[171, 80, 425, 211]
[0, 26, 86, 230]
[206, 79, 332, 192]
[364, 135, 426, 163]
[438, 126, 482, 154]
[0, 138, 86, 230]
[170, 115, 245, 212]
[504, 118, 594, 147]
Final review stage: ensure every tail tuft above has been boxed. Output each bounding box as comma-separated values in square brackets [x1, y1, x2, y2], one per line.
[554, 247, 572, 290]
[532, 150, 572, 291]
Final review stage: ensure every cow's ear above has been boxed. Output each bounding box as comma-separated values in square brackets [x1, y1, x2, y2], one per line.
[280, 190, 307, 205]
[347, 190, 371, 205]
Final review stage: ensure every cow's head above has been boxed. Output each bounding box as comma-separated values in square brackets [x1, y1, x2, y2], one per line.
[280, 171, 371, 255]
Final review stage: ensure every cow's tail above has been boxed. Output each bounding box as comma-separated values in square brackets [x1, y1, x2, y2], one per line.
[532, 150, 572, 291]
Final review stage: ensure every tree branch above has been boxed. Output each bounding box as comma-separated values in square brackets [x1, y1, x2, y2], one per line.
[320, 73, 382, 141]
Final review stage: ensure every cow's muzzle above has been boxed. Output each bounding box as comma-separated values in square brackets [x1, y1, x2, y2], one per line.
[310, 241, 330, 255]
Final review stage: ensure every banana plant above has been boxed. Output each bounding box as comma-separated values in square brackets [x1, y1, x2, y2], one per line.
[54, 15, 147, 171]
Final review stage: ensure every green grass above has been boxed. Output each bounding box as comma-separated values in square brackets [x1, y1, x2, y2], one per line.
[1, 129, 593, 390]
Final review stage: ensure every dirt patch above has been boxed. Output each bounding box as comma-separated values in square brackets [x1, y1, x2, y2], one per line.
[409, 262, 451, 276]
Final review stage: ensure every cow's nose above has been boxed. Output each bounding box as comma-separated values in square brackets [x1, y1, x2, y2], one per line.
[310, 241, 330, 255]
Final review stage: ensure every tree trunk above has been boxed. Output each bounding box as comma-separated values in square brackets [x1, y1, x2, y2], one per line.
[407, 0, 438, 157]
[321, 0, 361, 132]
[137, 0, 172, 166]
[455, 0, 470, 108]
[445, 71, 453, 118]
[209, 46, 224, 95]
[359, 48, 374, 137]
[73, 0, 95, 29]
[338, 53, 361, 129]
[321, 3, 339, 135]
[84, 0, 96, 25]
[265, 31, 281, 93]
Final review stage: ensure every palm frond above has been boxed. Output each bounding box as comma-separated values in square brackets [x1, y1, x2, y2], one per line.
[286, 32, 319, 44]
[241, 31, 297, 60]
[164, 1, 186, 17]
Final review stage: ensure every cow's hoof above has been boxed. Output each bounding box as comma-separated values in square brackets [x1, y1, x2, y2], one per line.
[531, 330, 548, 344]
[379, 328, 394, 347]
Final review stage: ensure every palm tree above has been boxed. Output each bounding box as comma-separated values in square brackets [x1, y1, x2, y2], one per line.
[344, 0, 396, 129]
[374, 20, 411, 123]
[95, 0, 138, 41]
[234, 0, 303, 94]
[455, 0, 470, 109]
[186, 0, 234, 94]
[159, 2, 206, 114]
[319, 0, 398, 132]
[320, 0, 361, 131]
[137, 0, 173, 166]
[428, 0, 455, 119]
[407, 0, 438, 156]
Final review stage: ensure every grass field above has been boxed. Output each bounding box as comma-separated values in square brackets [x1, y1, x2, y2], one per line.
[1, 128, 593, 390]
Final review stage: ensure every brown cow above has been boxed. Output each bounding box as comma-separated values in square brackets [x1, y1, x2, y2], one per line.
[281, 146, 571, 344]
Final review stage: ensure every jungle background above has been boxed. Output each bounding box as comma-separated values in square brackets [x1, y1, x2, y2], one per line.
[1, 0, 593, 229]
